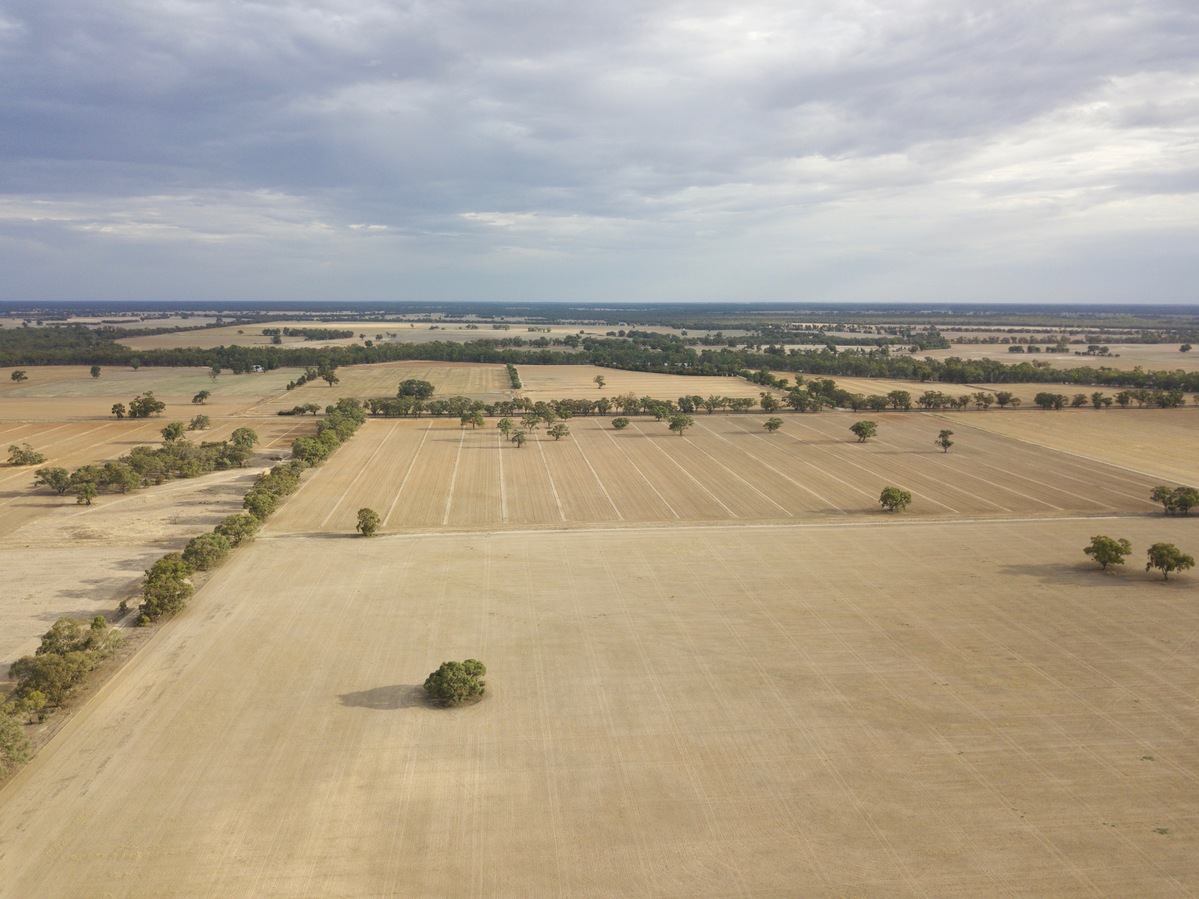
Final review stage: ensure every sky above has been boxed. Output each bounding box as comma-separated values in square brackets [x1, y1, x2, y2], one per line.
[1, 0, 1197, 305]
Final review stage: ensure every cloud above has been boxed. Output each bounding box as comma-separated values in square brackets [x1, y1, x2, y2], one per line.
[0, 0, 1196, 301]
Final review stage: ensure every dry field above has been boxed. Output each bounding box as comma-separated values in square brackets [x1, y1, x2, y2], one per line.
[922, 344, 1199, 373]
[268, 414, 1164, 535]
[1, 516, 1197, 895]
[518, 364, 778, 402]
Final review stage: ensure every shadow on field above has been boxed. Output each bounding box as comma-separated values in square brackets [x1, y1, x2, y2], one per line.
[339, 684, 428, 710]
[998, 562, 1143, 587]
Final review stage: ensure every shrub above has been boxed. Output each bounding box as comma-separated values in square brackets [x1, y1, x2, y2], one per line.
[424, 660, 487, 707]
[8, 443, 46, 466]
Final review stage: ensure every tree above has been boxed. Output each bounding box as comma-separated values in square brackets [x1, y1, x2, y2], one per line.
[8, 443, 46, 466]
[612, 417, 631, 430]
[763, 417, 783, 433]
[497, 417, 514, 438]
[356, 507, 380, 537]
[34, 467, 72, 495]
[74, 483, 97, 506]
[1182, 344, 1193, 353]
[130, 357, 141, 370]
[398, 378, 435, 399]
[886, 390, 911, 411]
[934, 429, 954, 453]
[321, 369, 340, 387]
[161, 421, 185, 443]
[192, 390, 210, 405]
[1, 705, 30, 775]
[1084, 535, 1132, 571]
[111, 402, 126, 419]
[594, 374, 606, 389]
[188, 414, 211, 431]
[231, 427, 259, 451]
[668, 413, 694, 437]
[511, 430, 527, 448]
[1152, 486, 1199, 515]
[879, 486, 912, 512]
[1145, 543, 1195, 581]
[850, 421, 877, 443]
[90, 365, 101, 378]
[461, 410, 485, 429]
[141, 553, 194, 620]
[1034, 392, 1067, 410]
[520, 413, 541, 432]
[424, 659, 486, 707]
[11, 370, 27, 382]
[209, 364, 221, 381]
[128, 392, 166, 417]
[759, 392, 780, 413]
[547, 423, 571, 441]
[215, 512, 260, 547]
[182, 533, 231, 571]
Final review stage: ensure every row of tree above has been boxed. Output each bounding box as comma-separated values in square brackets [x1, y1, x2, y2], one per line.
[1084, 536, 1194, 580]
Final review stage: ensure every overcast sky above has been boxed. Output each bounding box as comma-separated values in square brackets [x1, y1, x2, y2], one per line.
[1, 0, 1196, 304]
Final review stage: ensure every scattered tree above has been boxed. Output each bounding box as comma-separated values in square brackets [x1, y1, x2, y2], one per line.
[934, 429, 954, 453]
[879, 486, 912, 512]
[511, 430, 527, 448]
[594, 374, 606, 389]
[74, 483, 97, 506]
[111, 402, 126, 419]
[1034, 392, 1068, 410]
[461, 409, 486, 429]
[209, 364, 221, 381]
[160, 421, 186, 443]
[34, 467, 72, 495]
[612, 417, 631, 430]
[0, 706, 30, 775]
[130, 358, 141, 370]
[850, 421, 878, 443]
[128, 392, 166, 417]
[188, 414, 211, 431]
[90, 365, 101, 378]
[1146, 543, 1195, 581]
[668, 413, 694, 437]
[1151, 485, 1199, 515]
[424, 659, 487, 707]
[11, 370, 27, 382]
[497, 417, 514, 438]
[547, 423, 571, 441]
[230, 427, 259, 451]
[192, 390, 210, 405]
[356, 507, 380, 537]
[8, 443, 46, 466]
[763, 417, 783, 433]
[1084, 535, 1132, 571]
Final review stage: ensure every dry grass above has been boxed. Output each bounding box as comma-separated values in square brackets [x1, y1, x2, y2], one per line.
[518, 364, 777, 401]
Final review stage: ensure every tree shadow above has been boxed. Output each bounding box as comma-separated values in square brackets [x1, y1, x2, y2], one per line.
[997, 562, 1142, 587]
[338, 684, 428, 710]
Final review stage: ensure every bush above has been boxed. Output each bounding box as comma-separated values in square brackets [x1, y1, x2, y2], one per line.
[357, 508, 380, 537]
[879, 486, 912, 512]
[8, 443, 46, 466]
[612, 417, 631, 430]
[424, 660, 487, 707]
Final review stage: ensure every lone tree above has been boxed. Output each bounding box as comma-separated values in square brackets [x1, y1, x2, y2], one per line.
[511, 430, 527, 448]
[1146, 543, 1194, 581]
[356, 507, 380, 537]
[594, 374, 606, 389]
[192, 390, 210, 405]
[8, 443, 46, 466]
[668, 413, 694, 437]
[1084, 535, 1132, 571]
[90, 365, 101, 379]
[935, 429, 954, 453]
[850, 421, 878, 443]
[547, 423, 571, 441]
[879, 486, 912, 512]
[763, 417, 783, 433]
[497, 417, 514, 438]
[11, 370, 27, 383]
[424, 659, 486, 707]
[209, 364, 221, 381]
[612, 417, 631, 430]
[111, 403, 126, 419]
[188, 414, 211, 431]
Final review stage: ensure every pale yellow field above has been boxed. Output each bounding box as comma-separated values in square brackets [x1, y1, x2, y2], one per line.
[922, 343, 1199, 373]
[518, 364, 781, 401]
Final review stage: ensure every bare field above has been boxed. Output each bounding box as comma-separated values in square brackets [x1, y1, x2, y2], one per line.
[774, 373, 1141, 408]
[943, 407, 1199, 485]
[1, 517, 1197, 895]
[923, 344, 1199, 373]
[267, 414, 1163, 535]
[518, 364, 778, 401]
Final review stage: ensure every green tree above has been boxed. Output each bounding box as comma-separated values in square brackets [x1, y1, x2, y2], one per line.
[130, 357, 141, 370]
[321, 369, 340, 387]
[128, 392, 166, 417]
[886, 390, 911, 411]
[934, 429, 954, 453]
[594, 374, 606, 389]
[520, 413, 541, 432]
[192, 390, 210, 405]
[1084, 535, 1132, 571]
[182, 533, 231, 571]
[188, 414, 211, 431]
[1034, 392, 1067, 410]
[850, 421, 877, 443]
[511, 430, 528, 448]
[759, 392, 780, 413]
[497, 417, 514, 438]
[34, 467, 72, 495]
[231, 427, 259, 451]
[879, 486, 912, 512]
[424, 659, 487, 707]
[1146, 543, 1195, 581]
[8, 443, 46, 466]
[763, 417, 783, 433]
[90, 365, 101, 378]
[140, 553, 194, 620]
[74, 483, 97, 506]
[11, 370, 27, 382]
[0, 705, 30, 775]
[461, 410, 486, 429]
[398, 378, 435, 398]
[547, 423, 571, 441]
[668, 413, 694, 436]
[612, 417, 631, 430]
[161, 421, 185, 443]
[111, 402, 126, 419]
[357, 507, 381, 537]
[215, 512, 260, 547]
[209, 364, 221, 381]
[1167, 487, 1199, 516]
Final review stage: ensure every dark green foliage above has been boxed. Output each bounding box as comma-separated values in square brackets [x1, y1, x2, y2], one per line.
[8, 443, 46, 466]
[356, 507, 380, 537]
[668, 413, 694, 436]
[1146, 543, 1195, 581]
[215, 512, 261, 547]
[192, 390, 210, 405]
[935, 429, 954, 452]
[879, 486, 912, 512]
[1151, 485, 1199, 515]
[111, 402, 126, 418]
[398, 378, 436, 398]
[547, 423, 570, 440]
[128, 392, 166, 417]
[188, 415, 210, 431]
[90, 365, 101, 378]
[33, 466, 72, 495]
[161, 421, 185, 443]
[9, 616, 120, 707]
[763, 417, 783, 432]
[182, 533, 232, 571]
[507, 364, 521, 388]
[1084, 535, 1132, 571]
[0, 705, 30, 775]
[612, 417, 631, 430]
[140, 553, 194, 620]
[424, 659, 487, 707]
[850, 421, 877, 442]
[1034, 392, 1068, 410]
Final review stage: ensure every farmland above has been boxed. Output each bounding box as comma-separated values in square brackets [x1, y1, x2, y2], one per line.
[1, 348, 1198, 895]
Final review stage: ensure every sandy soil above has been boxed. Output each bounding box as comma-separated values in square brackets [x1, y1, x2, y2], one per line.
[1, 516, 1197, 895]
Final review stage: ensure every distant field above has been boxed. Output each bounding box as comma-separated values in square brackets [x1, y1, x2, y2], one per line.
[267, 414, 1162, 534]
[518, 364, 776, 401]
[921, 343, 1199, 373]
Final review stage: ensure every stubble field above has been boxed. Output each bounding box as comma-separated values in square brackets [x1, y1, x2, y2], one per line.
[1, 362, 1197, 897]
